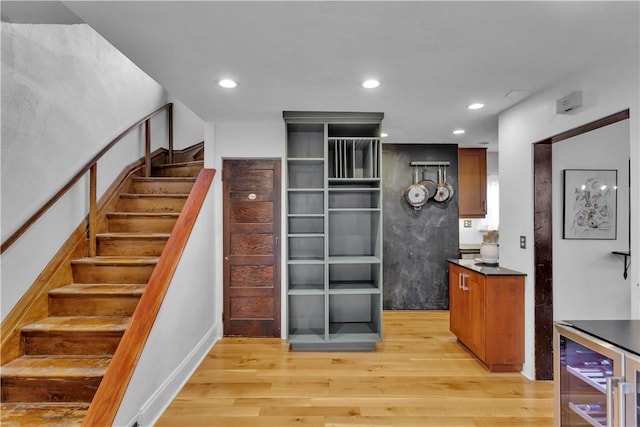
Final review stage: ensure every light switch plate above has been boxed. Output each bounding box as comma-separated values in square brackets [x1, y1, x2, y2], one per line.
[463, 220, 472, 228]
[520, 236, 526, 249]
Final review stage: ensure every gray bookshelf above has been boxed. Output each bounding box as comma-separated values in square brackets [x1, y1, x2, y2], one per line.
[284, 111, 383, 351]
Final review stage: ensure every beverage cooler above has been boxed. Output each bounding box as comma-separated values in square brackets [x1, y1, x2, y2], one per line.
[554, 321, 640, 427]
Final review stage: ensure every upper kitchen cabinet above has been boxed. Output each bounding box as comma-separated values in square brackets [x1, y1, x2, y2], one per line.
[458, 148, 487, 218]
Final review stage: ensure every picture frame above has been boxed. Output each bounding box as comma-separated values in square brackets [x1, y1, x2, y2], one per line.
[563, 169, 617, 240]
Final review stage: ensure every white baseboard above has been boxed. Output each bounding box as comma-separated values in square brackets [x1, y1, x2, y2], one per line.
[137, 322, 222, 426]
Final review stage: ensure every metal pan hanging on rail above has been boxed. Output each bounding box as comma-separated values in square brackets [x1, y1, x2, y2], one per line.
[442, 166, 454, 201]
[419, 167, 438, 201]
[433, 165, 450, 202]
[405, 167, 429, 210]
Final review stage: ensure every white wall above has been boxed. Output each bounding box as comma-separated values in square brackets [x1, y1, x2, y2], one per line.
[114, 185, 218, 427]
[499, 51, 639, 379]
[1, 23, 167, 320]
[210, 120, 287, 336]
[552, 120, 630, 320]
[169, 95, 205, 150]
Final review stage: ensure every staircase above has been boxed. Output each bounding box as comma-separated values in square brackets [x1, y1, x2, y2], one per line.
[1, 158, 204, 426]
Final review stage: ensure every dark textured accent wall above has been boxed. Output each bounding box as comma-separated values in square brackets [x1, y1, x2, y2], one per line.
[382, 144, 459, 310]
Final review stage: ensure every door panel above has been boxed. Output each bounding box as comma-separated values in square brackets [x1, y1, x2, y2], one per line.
[449, 265, 467, 340]
[466, 273, 486, 361]
[230, 201, 274, 223]
[230, 234, 274, 255]
[223, 159, 281, 337]
[230, 265, 274, 287]
[231, 169, 274, 192]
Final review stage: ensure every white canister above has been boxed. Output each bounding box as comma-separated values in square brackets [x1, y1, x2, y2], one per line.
[480, 242, 499, 261]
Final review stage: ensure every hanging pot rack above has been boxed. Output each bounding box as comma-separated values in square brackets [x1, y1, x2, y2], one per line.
[410, 161, 450, 167]
[404, 161, 453, 207]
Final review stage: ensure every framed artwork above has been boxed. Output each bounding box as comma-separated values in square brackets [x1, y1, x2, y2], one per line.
[563, 169, 617, 239]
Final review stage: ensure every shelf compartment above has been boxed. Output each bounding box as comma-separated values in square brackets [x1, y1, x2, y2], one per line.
[568, 402, 607, 427]
[328, 138, 380, 179]
[329, 323, 381, 341]
[328, 179, 381, 189]
[288, 294, 325, 340]
[288, 160, 324, 189]
[288, 258, 325, 265]
[329, 211, 381, 257]
[288, 215, 324, 235]
[287, 123, 324, 158]
[329, 293, 381, 342]
[329, 284, 381, 294]
[288, 235, 324, 261]
[329, 263, 380, 293]
[329, 189, 380, 209]
[327, 123, 380, 138]
[329, 256, 381, 264]
[288, 263, 325, 294]
[288, 191, 324, 215]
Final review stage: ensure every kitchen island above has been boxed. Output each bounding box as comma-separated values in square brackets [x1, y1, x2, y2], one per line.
[448, 259, 526, 372]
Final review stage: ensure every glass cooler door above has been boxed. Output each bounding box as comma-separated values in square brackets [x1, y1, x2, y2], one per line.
[626, 353, 640, 427]
[555, 325, 624, 427]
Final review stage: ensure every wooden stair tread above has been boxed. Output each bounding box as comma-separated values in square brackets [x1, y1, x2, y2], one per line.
[21, 316, 130, 335]
[96, 232, 170, 239]
[71, 256, 158, 266]
[118, 193, 189, 198]
[153, 160, 203, 169]
[106, 212, 179, 218]
[49, 283, 145, 297]
[132, 176, 196, 182]
[1, 356, 111, 378]
[1, 402, 88, 426]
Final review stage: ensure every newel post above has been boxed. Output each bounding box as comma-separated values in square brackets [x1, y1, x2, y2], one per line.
[144, 118, 151, 177]
[168, 103, 174, 164]
[88, 164, 97, 257]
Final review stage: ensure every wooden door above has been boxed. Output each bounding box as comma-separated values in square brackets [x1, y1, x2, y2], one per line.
[448, 264, 467, 340]
[223, 159, 281, 337]
[465, 272, 486, 361]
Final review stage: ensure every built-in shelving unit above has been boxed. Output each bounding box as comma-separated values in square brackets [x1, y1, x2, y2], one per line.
[284, 111, 384, 351]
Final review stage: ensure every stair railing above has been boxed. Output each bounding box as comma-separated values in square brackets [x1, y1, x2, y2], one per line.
[1, 103, 174, 256]
[82, 168, 216, 427]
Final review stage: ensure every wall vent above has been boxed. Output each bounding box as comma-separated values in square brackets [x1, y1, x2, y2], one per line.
[556, 91, 583, 114]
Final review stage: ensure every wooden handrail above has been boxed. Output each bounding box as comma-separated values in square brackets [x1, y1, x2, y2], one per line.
[1, 103, 174, 254]
[82, 168, 216, 427]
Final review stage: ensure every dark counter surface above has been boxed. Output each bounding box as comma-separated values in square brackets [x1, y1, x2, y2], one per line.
[448, 259, 526, 276]
[559, 319, 640, 357]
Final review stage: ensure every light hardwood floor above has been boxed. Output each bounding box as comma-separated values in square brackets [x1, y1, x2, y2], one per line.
[156, 311, 554, 427]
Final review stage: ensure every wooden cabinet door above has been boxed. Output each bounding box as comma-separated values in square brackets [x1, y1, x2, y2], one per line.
[464, 271, 486, 361]
[449, 265, 467, 341]
[458, 148, 487, 218]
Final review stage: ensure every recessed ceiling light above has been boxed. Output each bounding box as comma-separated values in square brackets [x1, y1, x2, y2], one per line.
[453, 129, 465, 135]
[468, 103, 484, 110]
[218, 79, 237, 89]
[380, 132, 388, 138]
[362, 79, 380, 89]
